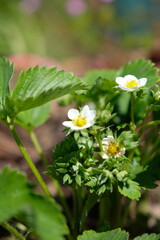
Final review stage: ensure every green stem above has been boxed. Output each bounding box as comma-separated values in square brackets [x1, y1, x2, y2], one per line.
[28, 130, 73, 229]
[96, 131, 103, 151]
[99, 193, 110, 226]
[72, 184, 81, 238]
[8, 123, 51, 198]
[139, 120, 160, 135]
[80, 193, 99, 232]
[120, 199, 131, 228]
[130, 92, 136, 132]
[29, 130, 48, 166]
[110, 186, 121, 228]
[53, 179, 73, 228]
[1, 222, 25, 240]
[138, 103, 156, 136]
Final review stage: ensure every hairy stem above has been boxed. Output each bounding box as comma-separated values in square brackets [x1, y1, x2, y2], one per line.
[130, 92, 136, 132]
[1, 222, 25, 240]
[80, 193, 99, 232]
[8, 122, 51, 198]
[29, 130, 48, 166]
[29, 129, 73, 229]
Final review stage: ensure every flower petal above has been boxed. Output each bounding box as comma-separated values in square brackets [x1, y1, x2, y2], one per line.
[120, 147, 126, 155]
[68, 109, 79, 120]
[81, 105, 90, 117]
[71, 125, 87, 130]
[139, 78, 147, 87]
[62, 121, 74, 128]
[124, 75, 138, 82]
[118, 85, 138, 92]
[101, 153, 109, 159]
[102, 136, 114, 145]
[87, 110, 96, 120]
[116, 77, 125, 85]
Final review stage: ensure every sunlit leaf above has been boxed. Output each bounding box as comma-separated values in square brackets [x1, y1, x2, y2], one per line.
[134, 233, 160, 240]
[78, 229, 129, 240]
[11, 65, 84, 114]
[118, 179, 141, 200]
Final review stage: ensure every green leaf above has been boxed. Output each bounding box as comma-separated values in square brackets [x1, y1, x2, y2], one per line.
[118, 179, 141, 200]
[133, 233, 160, 240]
[0, 57, 13, 106]
[0, 167, 67, 240]
[78, 229, 129, 240]
[118, 59, 160, 88]
[11, 65, 84, 114]
[15, 103, 51, 130]
[28, 194, 67, 240]
[83, 69, 117, 85]
[135, 155, 160, 189]
[0, 167, 31, 223]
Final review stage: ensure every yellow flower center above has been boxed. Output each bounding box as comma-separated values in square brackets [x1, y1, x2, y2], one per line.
[72, 116, 87, 127]
[125, 80, 138, 88]
[107, 143, 120, 155]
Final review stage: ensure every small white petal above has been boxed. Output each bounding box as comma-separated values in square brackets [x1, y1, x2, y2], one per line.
[106, 136, 115, 143]
[118, 85, 138, 92]
[116, 77, 125, 85]
[102, 136, 114, 145]
[120, 147, 126, 155]
[71, 125, 88, 130]
[101, 153, 109, 159]
[62, 121, 74, 128]
[139, 78, 147, 87]
[88, 110, 96, 120]
[71, 126, 84, 130]
[124, 75, 138, 82]
[68, 109, 79, 120]
[81, 105, 90, 117]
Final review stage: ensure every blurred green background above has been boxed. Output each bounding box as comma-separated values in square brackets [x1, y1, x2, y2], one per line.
[0, 0, 160, 70]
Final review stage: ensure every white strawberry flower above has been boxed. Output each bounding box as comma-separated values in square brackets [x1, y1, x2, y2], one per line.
[101, 136, 125, 159]
[62, 105, 96, 130]
[116, 74, 147, 92]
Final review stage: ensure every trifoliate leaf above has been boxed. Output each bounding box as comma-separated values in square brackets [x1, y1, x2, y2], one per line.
[118, 59, 160, 88]
[133, 233, 160, 240]
[118, 179, 141, 200]
[15, 103, 51, 131]
[11, 65, 84, 114]
[78, 229, 129, 240]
